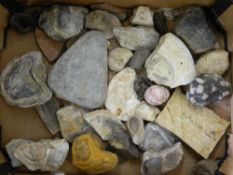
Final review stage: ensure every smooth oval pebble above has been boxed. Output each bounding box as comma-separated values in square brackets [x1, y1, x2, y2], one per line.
[144, 85, 170, 106]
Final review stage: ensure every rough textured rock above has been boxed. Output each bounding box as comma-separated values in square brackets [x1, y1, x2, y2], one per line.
[57, 105, 92, 142]
[135, 101, 160, 121]
[153, 12, 168, 35]
[145, 33, 196, 88]
[196, 50, 229, 75]
[35, 96, 60, 135]
[1, 51, 52, 108]
[134, 76, 154, 100]
[144, 85, 170, 106]
[128, 49, 150, 70]
[175, 7, 216, 54]
[156, 88, 230, 158]
[127, 116, 144, 145]
[39, 5, 88, 41]
[109, 47, 133, 71]
[13, 139, 69, 171]
[85, 10, 122, 39]
[141, 123, 175, 152]
[141, 142, 183, 175]
[48, 31, 108, 109]
[113, 27, 159, 51]
[130, 6, 154, 26]
[191, 160, 217, 175]
[105, 68, 140, 121]
[84, 110, 139, 159]
[186, 74, 231, 106]
[72, 134, 118, 174]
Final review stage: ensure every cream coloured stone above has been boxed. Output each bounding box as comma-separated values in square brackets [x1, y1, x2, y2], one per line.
[134, 101, 160, 121]
[145, 33, 196, 88]
[109, 47, 133, 71]
[196, 50, 229, 75]
[105, 67, 140, 121]
[131, 6, 154, 26]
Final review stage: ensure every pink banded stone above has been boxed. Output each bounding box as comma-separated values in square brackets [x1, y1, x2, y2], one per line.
[144, 85, 170, 106]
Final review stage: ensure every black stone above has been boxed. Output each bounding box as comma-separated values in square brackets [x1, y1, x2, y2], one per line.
[134, 76, 154, 100]
[153, 12, 168, 35]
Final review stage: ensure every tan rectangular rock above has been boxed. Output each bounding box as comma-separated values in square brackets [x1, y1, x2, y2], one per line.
[156, 88, 229, 159]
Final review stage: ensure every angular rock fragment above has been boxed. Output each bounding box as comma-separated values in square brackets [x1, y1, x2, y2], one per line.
[134, 76, 154, 100]
[85, 10, 122, 39]
[35, 96, 60, 135]
[39, 5, 88, 41]
[1, 51, 52, 108]
[145, 33, 196, 88]
[113, 27, 159, 51]
[196, 50, 229, 75]
[128, 49, 150, 70]
[153, 12, 168, 35]
[72, 134, 118, 174]
[48, 31, 108, 109]
[57, 105, 92, 142]
[135, 101, 160, 121]
[144, 85, 170, 106]
[84, 110, 139, 159]
[105, 68, 140, 121]
[141, 123, 175, 152]
[109, 47, 133, 71]
[191, 160, 217, 175]
[175, 7, 216, 54]
[141, 142, 183, 175]
[127, 116, 144, 145]
[130, 6, 154, 26]
[12, 139, 69, 171]
[186, 74, 231, 106]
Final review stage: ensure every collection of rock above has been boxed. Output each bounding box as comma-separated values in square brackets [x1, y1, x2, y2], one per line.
[1, 3, 231, 175]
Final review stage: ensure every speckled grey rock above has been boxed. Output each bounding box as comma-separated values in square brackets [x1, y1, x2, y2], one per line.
[39, 5, 88, 41]
[1, 51, 52, 108]
[134, 76, 154, 100]
[113, 27, 159, 51]
[141, 142, 183, 175]
[186, 74, 232, 106]
[48, 31, 108, 109]
[141, 123, 175, 152]
[128, 49, 150, 70]
[85, 10, 122, 39]
[175, 7, 216, 54]
[84, 110, 139, 159]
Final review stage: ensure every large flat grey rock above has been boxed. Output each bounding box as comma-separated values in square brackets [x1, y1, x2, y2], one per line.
[48, 31, 108, 109]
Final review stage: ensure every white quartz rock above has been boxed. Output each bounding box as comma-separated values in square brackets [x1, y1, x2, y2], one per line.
[131, 6, 154, 26]
[109, 47, 133, 71]
[105, 67, 140, 121]
[13, 139, 69, 171]
[145, 33, 196, 88]
[134, 101, 160, 121]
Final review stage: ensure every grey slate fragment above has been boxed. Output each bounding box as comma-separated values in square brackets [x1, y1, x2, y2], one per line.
[175, 7, 216, 54]
[48, 31, 108, 109]
[128, 49, 150, 70]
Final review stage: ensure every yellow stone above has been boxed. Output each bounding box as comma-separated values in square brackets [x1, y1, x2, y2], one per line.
[156, 88, 230, 159]
[72, 134, 118, 174]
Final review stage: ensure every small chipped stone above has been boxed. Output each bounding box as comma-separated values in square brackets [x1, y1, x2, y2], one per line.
[134, 76, 154, 100]
[127, 116, 144, 145]
[128, 49, 151, 70]
[135, 101, 160, 121]
[130, 6, 154, 26]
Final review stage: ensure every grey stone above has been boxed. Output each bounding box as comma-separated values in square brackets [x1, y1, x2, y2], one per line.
[113, 27, 159, 51]
[1, 51, 52, 108]
[39, 5, 88, 41]
[127, 116, 144, 145]
[35, 96, 60, 135]
[85, 10, 122, 39]
[141, 142, 183, 175]
[141, 123, 175, 152]
[128, 49, 150, 70]
[48, 31, 108, 109]
[175, 7, 216, 54]
[186, 74, 231, 106]
[134, 76, 154, 100]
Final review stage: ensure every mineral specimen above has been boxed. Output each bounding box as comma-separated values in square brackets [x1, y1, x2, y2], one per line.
[39, 5, 88, 41]
[128, 49, 150, 70]
[130, 6, 154, 26]
[144, 85, 170, 106]
[186, 74, 231, 106]
[134, 76, 154, 100]
[48, 31, 108, 109]
[72, 134, 118, 174]
[1, 51, 52, 108]
[85, 10, 122, 39]
[113, 27, 159, 51]
[145, 33, 196, 88]
[127, 116, 144, 145]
